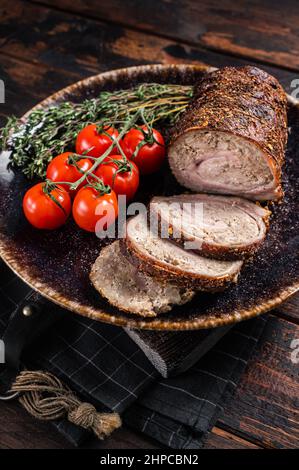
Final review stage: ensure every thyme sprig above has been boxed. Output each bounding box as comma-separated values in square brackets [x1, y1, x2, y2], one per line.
[0, 83, 193, 179]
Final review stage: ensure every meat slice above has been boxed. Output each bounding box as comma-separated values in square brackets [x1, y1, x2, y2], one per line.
[124, 213, 243, 289]
[168, 66, 288, 201]
[150, 194, 270, 260]
[90, 240, 195, 317]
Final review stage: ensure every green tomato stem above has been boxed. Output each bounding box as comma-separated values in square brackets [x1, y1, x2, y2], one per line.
[69, 110, 141, 191]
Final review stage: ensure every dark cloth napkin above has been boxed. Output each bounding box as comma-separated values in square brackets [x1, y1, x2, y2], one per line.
[0, 260, 266, 448]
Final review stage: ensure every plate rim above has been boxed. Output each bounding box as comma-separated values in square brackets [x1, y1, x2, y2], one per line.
[1, 63, 298, 330]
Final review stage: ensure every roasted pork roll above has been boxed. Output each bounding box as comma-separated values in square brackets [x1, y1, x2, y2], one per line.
[168, 66, 288, 201]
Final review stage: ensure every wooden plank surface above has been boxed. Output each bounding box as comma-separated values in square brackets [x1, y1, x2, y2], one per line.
[0, 55, 79, 121]
[218, 315, 299, 448]
[0, 0, 298, 127]
[204, 427, 260, 449]
[0, 401, 73, 449]
[33, 0, 299, 71]
[276, 294, 299, 323]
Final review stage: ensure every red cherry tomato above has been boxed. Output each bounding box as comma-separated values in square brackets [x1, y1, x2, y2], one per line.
[46, 152, 93, 194]
[23, 182, 71, 230]
[94, 155, 139, 201]
[121, 125, 165, 175]
[76, 124, 120, 158]
[72, 186, 118, 233]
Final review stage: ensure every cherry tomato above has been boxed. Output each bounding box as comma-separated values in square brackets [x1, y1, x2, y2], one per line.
[46, 152, 93, 194]
[72, 186, 118, 233]
[23, 182, 71, 230]
[121, 125, 165, 175]
[94, 155, 139, 201]
[76, 124, 120, 158]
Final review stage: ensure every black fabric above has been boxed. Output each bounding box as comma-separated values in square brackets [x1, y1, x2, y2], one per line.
[0, 260, 266, 448]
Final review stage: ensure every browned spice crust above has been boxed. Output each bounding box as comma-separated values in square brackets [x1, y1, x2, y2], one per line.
[169, 66, 288, 200]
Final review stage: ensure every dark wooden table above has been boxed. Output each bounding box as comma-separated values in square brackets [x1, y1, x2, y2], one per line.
[0, 0, 298, 449]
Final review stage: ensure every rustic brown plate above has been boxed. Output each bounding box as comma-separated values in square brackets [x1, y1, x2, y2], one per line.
[0, 64, 298, 330]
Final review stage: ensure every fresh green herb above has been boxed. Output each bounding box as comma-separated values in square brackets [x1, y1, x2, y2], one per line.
[0, 83, 193, 179]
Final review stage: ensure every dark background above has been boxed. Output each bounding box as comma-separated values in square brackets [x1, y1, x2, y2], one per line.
[0, 0, 298, 449]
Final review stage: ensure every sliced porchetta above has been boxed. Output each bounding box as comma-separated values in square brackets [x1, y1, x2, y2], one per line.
[123, 213, 243, 290]
[168, 66, 288, 201]
[149, 194, 270, 260]
[90, 240, 195, 317]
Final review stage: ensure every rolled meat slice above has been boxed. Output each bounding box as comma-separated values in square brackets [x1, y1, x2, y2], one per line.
[90, 240, 195, 317]
[149, 194, 270, 260]
[168, 66, 288, 201]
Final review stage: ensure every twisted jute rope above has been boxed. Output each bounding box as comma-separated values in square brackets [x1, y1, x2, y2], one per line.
[10, 370, 122, 439]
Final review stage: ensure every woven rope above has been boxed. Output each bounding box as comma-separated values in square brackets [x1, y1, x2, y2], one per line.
[10, 370, 121, 439]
